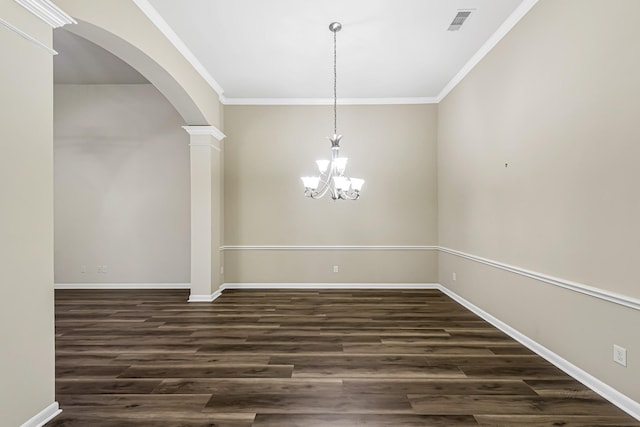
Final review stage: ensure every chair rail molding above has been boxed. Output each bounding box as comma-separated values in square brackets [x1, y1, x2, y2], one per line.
[439, 246, 640, 312]
[0, 16, 57, 55]
[222, 245, 437, 251]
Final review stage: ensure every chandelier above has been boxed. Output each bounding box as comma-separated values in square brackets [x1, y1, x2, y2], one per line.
[301, 22, 365, 200]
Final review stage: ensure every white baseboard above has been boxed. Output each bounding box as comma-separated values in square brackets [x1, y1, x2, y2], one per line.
[186, 283, 437, 302]
[55, 283, 190, 290]
[438, 285, 640, 421]
[20, 402, 61, 427]
[188, 289, 223, 302]
[222, 283, 440, 290]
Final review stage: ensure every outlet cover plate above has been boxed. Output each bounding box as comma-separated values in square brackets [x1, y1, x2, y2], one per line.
[613, 344, 627, 367]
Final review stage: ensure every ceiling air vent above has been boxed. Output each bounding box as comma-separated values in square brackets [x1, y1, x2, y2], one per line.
[448, 11, 472, 31]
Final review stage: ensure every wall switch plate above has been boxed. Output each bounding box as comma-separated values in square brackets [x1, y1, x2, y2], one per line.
[452, 272, 457, 281]
[333, 265, 339, 273]
[613, 344, 627, 367]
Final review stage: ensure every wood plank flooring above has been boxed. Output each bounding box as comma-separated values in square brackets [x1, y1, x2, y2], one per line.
[48, 289, 640, 426]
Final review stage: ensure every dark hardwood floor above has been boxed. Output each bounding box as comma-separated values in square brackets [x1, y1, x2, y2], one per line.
[48, 289, 639, 426]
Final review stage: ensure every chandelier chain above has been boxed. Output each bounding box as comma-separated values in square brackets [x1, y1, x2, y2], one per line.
[333, 27, 337, 136]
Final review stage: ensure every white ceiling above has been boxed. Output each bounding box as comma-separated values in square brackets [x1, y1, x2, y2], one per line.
[52, 0, 534, 102]
[143, 0, 529, 103]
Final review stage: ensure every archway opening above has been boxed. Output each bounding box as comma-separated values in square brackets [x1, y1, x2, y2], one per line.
[53, 27, 191, 288]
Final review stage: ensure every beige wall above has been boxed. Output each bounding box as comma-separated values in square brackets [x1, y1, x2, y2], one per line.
[226, 250, 437, 284]
[438, 0, 640, 402]
[224, 104, 438, 283]
[54, 84, 190, 284]
[0, 2, 56, 425]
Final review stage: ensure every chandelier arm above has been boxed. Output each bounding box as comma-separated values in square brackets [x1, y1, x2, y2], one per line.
[310, 175, 332, 199]
[338, 191, 351, 200]
[341, 190, 360, 200]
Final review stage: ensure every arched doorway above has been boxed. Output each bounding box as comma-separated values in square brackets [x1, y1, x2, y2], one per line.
[53, 27, 191, 290]
[53, 13, 225, 300]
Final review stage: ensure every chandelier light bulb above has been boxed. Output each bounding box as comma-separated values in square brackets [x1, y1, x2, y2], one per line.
[301, 176, 320, 190]
[335, 157, 348, 174]
[350, 178, 365, 192]
[333, 176, 350, 191]
[316, 160, 330, 173]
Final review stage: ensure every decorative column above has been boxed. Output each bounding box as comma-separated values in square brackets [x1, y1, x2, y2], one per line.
[183, 126, 226, 301]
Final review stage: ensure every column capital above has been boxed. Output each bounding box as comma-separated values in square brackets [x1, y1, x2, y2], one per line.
[182, 125, 226, 141]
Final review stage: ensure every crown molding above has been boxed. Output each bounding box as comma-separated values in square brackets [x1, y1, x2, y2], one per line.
[14, 0, 76, 28]
[132, 0, 225, 99]
[436, 0, 539, 102]
[222, 97, 438, 106]
[182, 125, 226, 141]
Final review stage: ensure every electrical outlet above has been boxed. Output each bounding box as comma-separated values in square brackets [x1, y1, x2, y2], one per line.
[220, 266, 224, 275]
[452, 272, 457, 281]
[333, 265, 339, 273]
[80, 265, 86, 274]
[613, 344, 627, 367]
